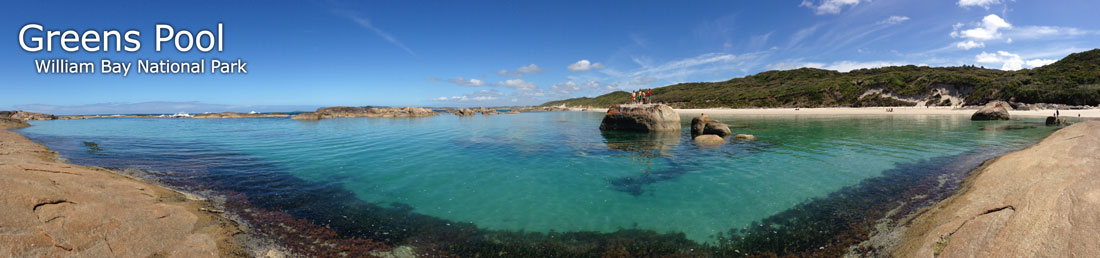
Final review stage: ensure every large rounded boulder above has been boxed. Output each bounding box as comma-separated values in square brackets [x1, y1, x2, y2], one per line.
[599, 104, 681, 132]
[690, 114, 732, 137]
[971, 101, 1011, 121]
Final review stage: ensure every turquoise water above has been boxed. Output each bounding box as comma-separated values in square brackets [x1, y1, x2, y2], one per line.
[18, 112, 1059, 246]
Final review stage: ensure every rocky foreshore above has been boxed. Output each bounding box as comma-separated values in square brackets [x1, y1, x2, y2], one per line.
[0, 121, 246, 256]
[893, 120, 1100, 257]
[0, 111, 57, 121]
[0, 118, 31, 129]
[291, 106, 437, 120]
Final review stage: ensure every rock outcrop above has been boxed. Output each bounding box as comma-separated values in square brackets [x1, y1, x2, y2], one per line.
[0, 111, 57, 121]
[0, 129, 244, 256]
[599, 104, 681, 132]
[0, 118, 31, 129]
[445, 107, 501, 116]
[690, 114, 732, 137]
[970, 101, 1011, 120]
[192, 112, 290, 119]
[515, 106, 570, 112]
[291, 106, 437, 120]
[895, 121, 1100, 257]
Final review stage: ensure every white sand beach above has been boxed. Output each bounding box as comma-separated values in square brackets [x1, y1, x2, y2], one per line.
[579, 106, 1100, 118]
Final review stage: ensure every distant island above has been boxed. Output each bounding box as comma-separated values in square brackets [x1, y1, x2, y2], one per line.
[543, 49, 1100, 109]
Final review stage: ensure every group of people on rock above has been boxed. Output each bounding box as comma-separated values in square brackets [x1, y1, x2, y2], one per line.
[631, 89, 653, 104]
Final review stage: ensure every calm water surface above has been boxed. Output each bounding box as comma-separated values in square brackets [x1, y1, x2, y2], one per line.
[18, 112, 1059, 243]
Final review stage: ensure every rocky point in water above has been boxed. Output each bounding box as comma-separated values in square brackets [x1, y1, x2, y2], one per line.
[970, 101, 1012, 121]
[192, 112, 290, 119]
[599, 104, 681, 132]
[445, 107, 501, 116]
[0, 111, 57, 121]
[291, 106, 437, 120]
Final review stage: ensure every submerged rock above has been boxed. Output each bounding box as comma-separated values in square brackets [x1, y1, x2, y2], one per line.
[599, 104, 681, 132]
[692, 134, 726, 145]
[291, 106, 437, 120]
[970, 101, 1011, 121]
[981, 125, 1037, 131]
[734, 134, 756, 140]
[690, 114, 732, 137]
[0, 110, 57, 121]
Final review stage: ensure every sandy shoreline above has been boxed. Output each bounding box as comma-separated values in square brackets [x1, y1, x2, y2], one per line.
[892, 120, 1100, 257]
[576, 106, 1100, 118]
[0, 124, 247, 257]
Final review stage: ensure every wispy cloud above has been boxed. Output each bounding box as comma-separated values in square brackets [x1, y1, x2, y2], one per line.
[877, 16, 910, 25]
[957, 0, 1002, 9]
[800, 0, 868, 15]
[448, 77, 487, 86]
[498, 64, 546, 78]
[333, 10, 415, 56]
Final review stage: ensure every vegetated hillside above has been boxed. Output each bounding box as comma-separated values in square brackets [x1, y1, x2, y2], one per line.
[542, 49, 1100, 108]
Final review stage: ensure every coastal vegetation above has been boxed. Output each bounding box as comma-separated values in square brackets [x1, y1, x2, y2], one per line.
[543, 49, 1100, 108]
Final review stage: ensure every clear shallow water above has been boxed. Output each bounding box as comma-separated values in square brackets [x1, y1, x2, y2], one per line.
[18, 112, 1059, 244]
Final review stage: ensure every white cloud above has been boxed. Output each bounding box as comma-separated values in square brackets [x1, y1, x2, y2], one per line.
[549, 81, 603, 95]
[498, 79, 537, 91]
[878, 16, 911, 25]
[448, 77, 487, 86]
[957, 0, 1001, 9]
[975, 51, 1024, 70]
[516, 64, 544, 74]
[1025, 59, 1056, 68]
[955, 40, 985, 50]
[800, 0, 867, 15]
[567, 60, 606, 72]
[766, 62, 825, 71]
[767, 60, 911, 72]
[496, 64, 545, 78]
[823, 61, 909, 72]
[431, 90, 507, 102]
[951, 14, 1012, 41]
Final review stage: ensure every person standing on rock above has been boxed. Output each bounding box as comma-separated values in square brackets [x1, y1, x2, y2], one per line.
[631, 91, 636, 104]
[647, 89, 652, 104]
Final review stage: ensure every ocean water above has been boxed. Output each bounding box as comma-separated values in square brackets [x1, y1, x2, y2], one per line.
[17, 112, 1060, 248]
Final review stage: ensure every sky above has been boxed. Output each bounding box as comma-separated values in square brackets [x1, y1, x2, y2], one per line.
[3, 0, 1099, 114]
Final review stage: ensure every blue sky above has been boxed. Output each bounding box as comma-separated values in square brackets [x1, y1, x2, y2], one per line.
[3, 0, 1099, 113]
